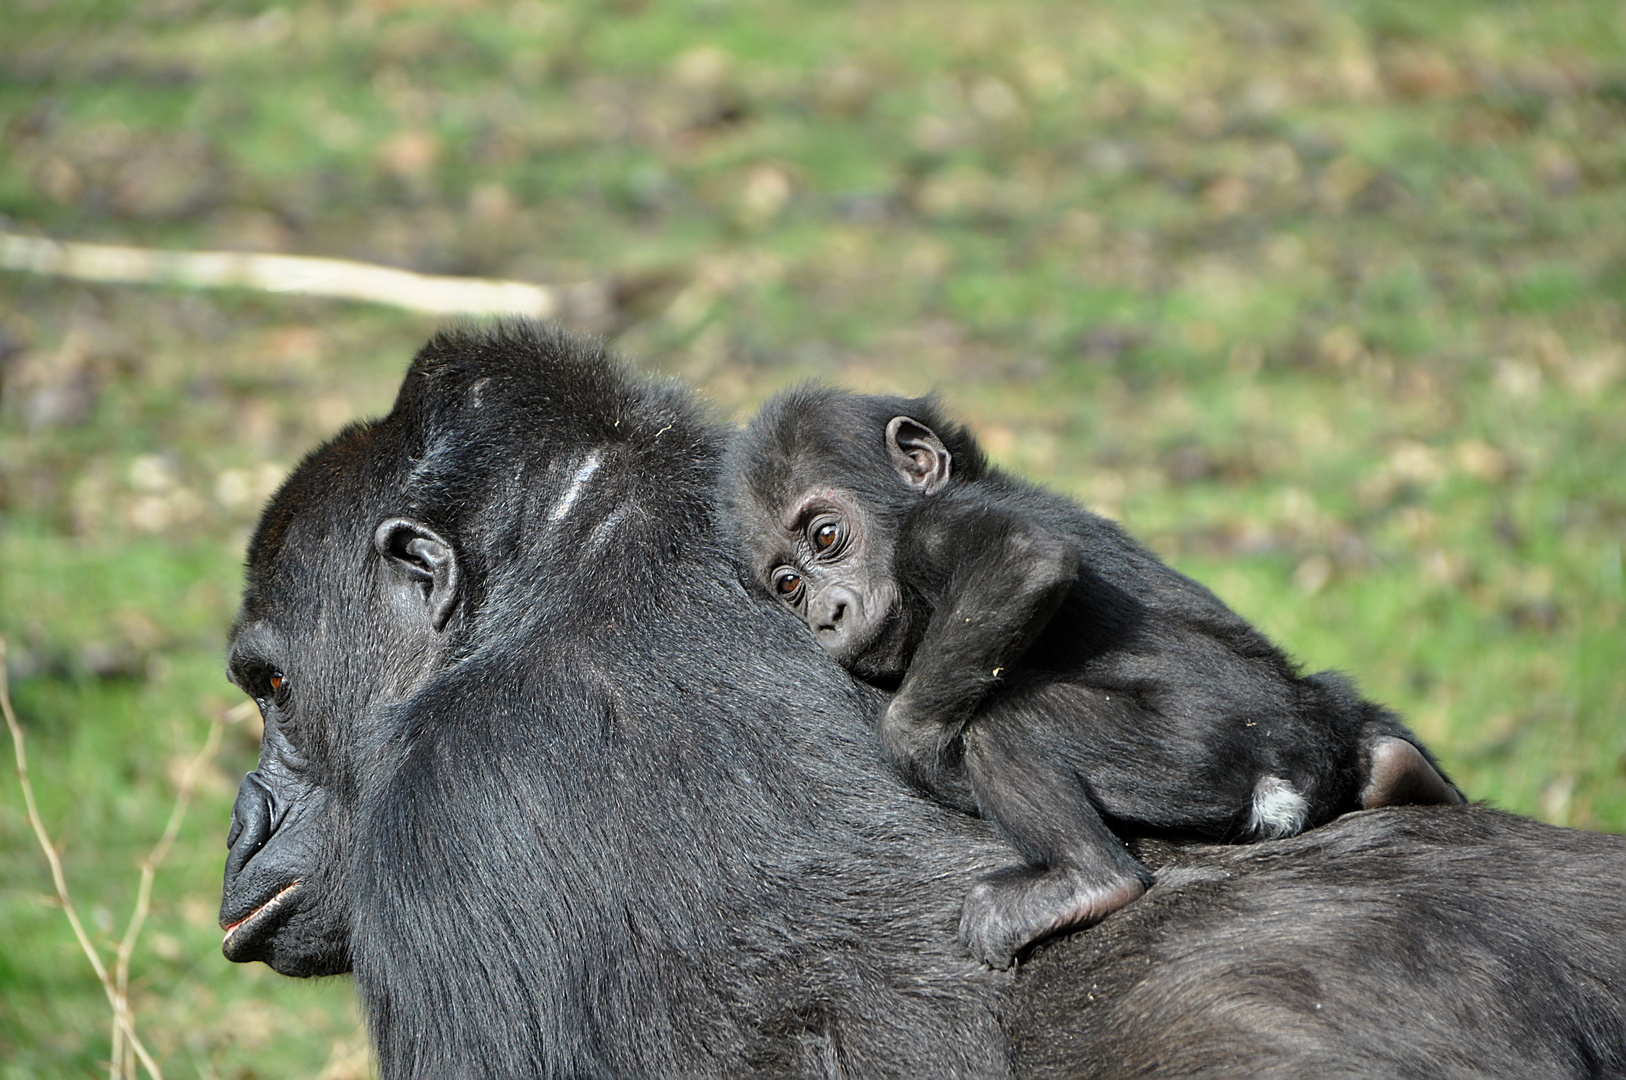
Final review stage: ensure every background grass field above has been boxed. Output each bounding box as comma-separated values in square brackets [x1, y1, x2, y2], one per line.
[2, 0, 1624, 1074]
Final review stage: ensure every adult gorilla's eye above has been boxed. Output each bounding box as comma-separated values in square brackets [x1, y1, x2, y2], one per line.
[269, 672, 286, 692]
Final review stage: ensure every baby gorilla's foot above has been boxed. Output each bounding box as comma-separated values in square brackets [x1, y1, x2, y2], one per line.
[958, 863, 1148, 969]
[1360, 736, 1465, 809]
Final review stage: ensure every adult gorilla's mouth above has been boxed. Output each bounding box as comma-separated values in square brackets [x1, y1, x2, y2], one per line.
[221, 880, 302, 958]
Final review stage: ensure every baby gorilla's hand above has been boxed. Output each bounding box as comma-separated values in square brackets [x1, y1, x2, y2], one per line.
[878, 697, 937, 771]
[959, 863, 1148, 969]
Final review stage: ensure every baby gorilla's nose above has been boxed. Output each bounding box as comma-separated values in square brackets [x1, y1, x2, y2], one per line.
[810, 586, 858, 637]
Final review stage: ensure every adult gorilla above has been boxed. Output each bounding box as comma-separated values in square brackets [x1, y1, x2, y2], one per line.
[220, 322, 1626, 1078]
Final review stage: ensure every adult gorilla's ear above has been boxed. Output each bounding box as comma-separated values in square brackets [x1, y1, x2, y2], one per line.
[886, 416, 952, 495]
[373, 518, 461, 633]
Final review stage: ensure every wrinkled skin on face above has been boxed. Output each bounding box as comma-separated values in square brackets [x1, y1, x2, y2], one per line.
[738, 415, 955, 685]
[220, 620, 342, 975]
[747, 486, 915, 683]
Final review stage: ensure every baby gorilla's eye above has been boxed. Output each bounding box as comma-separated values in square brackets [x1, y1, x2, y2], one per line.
[813, 522, 839, 550]
[772, 569, 803, 599]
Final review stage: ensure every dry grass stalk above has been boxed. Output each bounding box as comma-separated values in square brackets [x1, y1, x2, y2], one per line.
[106, 704, 238, 1080]
[0, 637, 161, 1076]
[2, 636, 240, 1079]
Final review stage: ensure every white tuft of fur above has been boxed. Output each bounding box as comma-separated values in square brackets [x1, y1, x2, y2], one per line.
[1249, 775, 1309, 839]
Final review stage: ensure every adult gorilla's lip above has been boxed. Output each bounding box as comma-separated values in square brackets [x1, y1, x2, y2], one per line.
[221, 880, 301, 953]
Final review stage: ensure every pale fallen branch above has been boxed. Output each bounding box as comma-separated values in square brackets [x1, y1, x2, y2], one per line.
[0, 230, 601, 319]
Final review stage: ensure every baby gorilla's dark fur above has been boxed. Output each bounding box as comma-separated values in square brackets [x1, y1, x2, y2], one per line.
[722, 386, 1464, 968]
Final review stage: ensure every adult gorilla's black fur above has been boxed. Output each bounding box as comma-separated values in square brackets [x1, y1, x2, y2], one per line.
[220, 322, 1626, 1078]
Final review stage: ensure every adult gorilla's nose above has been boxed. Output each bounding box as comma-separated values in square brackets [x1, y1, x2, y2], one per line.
[225, 773, 275, 878]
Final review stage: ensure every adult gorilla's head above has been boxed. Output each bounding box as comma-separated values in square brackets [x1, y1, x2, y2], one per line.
[219, 323, 723, 974]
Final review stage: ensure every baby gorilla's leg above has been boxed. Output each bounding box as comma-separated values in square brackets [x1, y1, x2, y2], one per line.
[958, 710, 1151, 969]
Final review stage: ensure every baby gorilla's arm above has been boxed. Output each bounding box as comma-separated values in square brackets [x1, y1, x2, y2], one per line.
[880, 504, 1079, 800]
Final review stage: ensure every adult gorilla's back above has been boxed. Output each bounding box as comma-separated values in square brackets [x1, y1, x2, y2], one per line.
[220, 322, 1626, 1078]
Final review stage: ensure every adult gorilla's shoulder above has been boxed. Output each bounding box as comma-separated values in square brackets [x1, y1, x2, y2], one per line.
[221, 321, 1626, 1079]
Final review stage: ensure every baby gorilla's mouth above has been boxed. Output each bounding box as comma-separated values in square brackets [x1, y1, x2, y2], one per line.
[221, 880, 301, 950]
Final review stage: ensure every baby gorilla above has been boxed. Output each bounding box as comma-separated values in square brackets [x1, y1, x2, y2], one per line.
[722, 387, 1464, 969]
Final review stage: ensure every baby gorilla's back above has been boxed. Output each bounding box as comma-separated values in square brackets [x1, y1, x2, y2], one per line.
[969, 673, 1310, 838]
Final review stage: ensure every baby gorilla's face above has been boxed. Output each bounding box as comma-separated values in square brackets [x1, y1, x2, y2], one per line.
[751, 486, 916, 683]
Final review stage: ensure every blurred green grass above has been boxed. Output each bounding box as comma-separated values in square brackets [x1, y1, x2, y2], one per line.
[3, 0, 1624, 1074]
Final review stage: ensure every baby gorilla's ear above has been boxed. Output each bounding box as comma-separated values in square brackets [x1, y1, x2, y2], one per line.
[886, 416, 952, 495]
